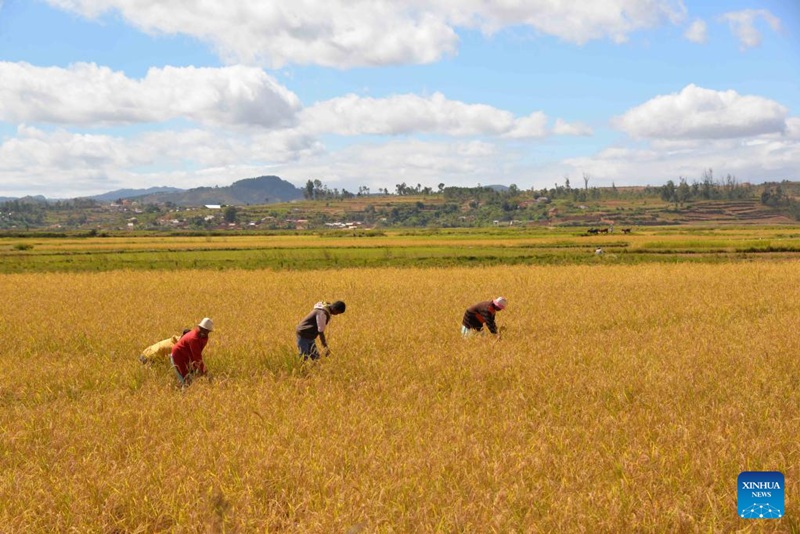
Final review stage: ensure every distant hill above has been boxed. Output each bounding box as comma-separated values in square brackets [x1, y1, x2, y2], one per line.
[90, 186, 184, 202]
[0, 195, 49, 204]
[134, 175, 303, 206]
[485, 184, 510, 192]
[1, 176, 303, 206]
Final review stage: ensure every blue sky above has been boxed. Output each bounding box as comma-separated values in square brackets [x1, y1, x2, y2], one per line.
[0, 0, 797, 198]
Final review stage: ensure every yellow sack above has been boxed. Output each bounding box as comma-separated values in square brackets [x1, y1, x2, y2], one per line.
[139, 335, 180, 364]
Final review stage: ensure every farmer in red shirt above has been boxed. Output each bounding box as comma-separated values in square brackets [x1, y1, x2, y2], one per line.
[170, 318, 213, 386]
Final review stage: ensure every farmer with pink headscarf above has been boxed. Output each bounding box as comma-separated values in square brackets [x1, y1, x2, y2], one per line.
[461, 297, 507, 337]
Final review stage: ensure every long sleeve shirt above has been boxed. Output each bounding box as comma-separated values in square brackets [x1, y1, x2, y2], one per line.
[462, 300, 499, 334]
[170, 328, 208, 377]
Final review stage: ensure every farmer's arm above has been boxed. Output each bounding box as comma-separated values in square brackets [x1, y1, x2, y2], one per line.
[316, 312, 329, 348]
[189, 336, 207, 375]
[482, 309, 498, 334]
[195, 355, 207, 375]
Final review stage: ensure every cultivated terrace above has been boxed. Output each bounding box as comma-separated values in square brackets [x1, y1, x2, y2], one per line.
[1, 179, 799, 235]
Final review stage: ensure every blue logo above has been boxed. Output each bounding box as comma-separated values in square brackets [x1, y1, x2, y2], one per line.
[738, 471, 784, 519]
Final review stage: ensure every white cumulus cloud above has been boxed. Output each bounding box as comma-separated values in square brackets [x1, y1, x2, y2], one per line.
[272, 138, 508, 192]
[444, 0, 686, 44]
[720, 9, 781, 50]
[505, 112, 548, 139]
[684, 18, 707, 43]
[301, 93, 569, 138]
[613, 84, 788, 140]
[552, 118, 593, 136]
[786, 117, 800, 140]
[563, 135, 800, 187]
[45, 0, 687, 67]
[0, 62, 301, 127]
[301, 93, 516, 136]
[44, 0, 459, 68]
[0, 124, 322, 197]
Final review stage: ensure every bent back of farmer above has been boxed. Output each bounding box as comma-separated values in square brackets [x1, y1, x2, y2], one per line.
[171, 318, 213, 386]
[461, 297, 507, 336]
[296, 300, 346, 360]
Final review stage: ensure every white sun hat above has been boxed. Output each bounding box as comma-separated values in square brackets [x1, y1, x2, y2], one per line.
[198, 317, 214, 331]
[492, 297, 507, 310]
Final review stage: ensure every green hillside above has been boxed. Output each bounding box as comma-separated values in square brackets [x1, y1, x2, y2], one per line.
[1, 181, 799, 234]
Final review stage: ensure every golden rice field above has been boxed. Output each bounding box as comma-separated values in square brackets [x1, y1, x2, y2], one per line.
[5, 226, 800, 253]
[2, 262, 799, 531]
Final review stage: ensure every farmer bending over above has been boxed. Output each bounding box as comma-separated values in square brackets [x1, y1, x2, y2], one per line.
[296, 301, 346, 360]
[170, 318, 213, 386]
[461, 297, 507, 337]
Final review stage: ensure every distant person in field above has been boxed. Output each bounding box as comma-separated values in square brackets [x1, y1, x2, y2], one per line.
[461, 297, 507, 337]
[296, 301, 346, 360]
[170, 318, 213, 386]
[139, 328, 191, 365]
